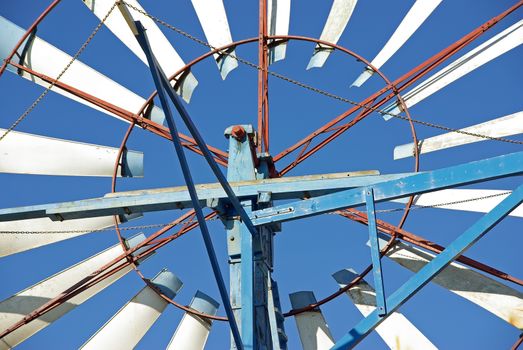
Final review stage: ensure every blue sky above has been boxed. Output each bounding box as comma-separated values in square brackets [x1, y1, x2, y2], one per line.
[0, 0, 522, 349]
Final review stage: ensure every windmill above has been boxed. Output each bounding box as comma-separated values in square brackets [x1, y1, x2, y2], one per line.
[0, 0, 522, 349]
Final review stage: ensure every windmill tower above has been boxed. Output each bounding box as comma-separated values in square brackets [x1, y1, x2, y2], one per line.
[0, 0, 522, 349]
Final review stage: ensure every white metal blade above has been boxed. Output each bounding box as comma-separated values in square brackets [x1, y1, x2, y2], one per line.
[394, 111, 523, 159]
[289, 291, 335, 350]
[81, 269, 182, 349]
[190, 0, 238, 79]
[268, 0, 291, 64]
[166, 291, 219, 350]
[352, 0, 442, 87]
[0, 128, 143, 177]
[332, 268, 438, 349]
[391, 189, 523, 218]
[83, 0, 198, 101]
[382, 19, 523, 119]
[0, 214, 140, 258]
[376, 238, 523, 329]
[0, 16, 165, 125]
[0, 234, 146, 349]
[307, 0, 358, 69]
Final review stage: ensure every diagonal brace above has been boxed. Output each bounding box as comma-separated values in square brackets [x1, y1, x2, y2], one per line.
[132, 20, 244, 349]
[365, 188, 386, 316]
[331, 183, 523, 349]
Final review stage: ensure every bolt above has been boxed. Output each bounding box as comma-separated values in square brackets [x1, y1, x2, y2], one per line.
[231, 125, 246, 141]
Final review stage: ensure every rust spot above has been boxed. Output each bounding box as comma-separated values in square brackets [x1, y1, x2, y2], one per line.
[231, 125, 246, 141]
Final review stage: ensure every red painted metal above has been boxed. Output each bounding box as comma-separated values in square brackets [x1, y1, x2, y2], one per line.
[8, 62, 228, 166]
[257, 0, 270, 153]
[271, 0, 523, 173]
[0, 0, 62, 78]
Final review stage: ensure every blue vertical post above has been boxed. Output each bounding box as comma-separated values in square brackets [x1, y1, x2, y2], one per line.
[365, 188, 386, 316]
[332, 183, 523, 349]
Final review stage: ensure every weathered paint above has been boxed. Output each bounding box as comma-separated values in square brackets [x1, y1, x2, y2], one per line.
[0, 16, 165, 124]
[80, 269, 182, 349]
[332, 184, 523, 348]
[0, 214, 140, 257]
[0, 128, 143, 177]
[352, 0, 442, 87]
[383, 19, 523, 118]
[391, 189, 522, 218]
[393, 111, 523, 159]
[289, 291, 335, 350]
[84, 0, 197, 102]
[167, 291, 219, 350]
[307, 0, 357, 69]
[0, 234, 146, 349]
[376, 237, 523, 329]
[251, 151, 523, 225]
[267, 0, 291, 63]
[333, 268, 438, 350]
[190, 0, 238, 78]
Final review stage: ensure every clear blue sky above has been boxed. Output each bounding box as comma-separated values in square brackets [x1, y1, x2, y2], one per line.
[1, 0, 522, 349]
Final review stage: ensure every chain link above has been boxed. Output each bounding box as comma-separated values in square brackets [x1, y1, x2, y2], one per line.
[0, 2, 118, 142]
[0, 215, 220, 235]
[122, 1, 523, 146]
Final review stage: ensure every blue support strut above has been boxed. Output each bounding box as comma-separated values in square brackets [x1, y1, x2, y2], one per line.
[365, 188, 386, 316]
[133, 21, 244, 350]
[332, 183, 523, 349]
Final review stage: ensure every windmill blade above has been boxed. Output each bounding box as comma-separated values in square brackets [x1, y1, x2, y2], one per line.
[394, 111, 523, 159]
[190, 0, 238, 79]
[307, 0, 358, 69]
[0, 128, 143, 177]
[382, 19, 523, 119]
[0, 214, 141, 258]
[0, 234, 147, 349]
[81, 269, 182, 349]
[83, 0, 198, 101]
[289, 291, 335, 350]
[332, 268, 438, 349]
[391, 189, 523, 218]
[352, 0, 442, 87]
[375, 237, 523, 329]
[166, 291, 219, 350]
[0, 16, 165, 125]
[268, 0, 291, 64]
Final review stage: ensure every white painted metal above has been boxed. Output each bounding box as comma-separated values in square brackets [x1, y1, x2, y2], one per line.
[0, 128, 143, 177]
[0, 235, 146, 349]
[289, 291, 335, 350]
[190, 0, 238, 79]
[268, 0, 291, 64]
[377, 238, 523, 329]
[0, 215, 140, 257]
[352, 0, 442, 87]
[166, 291, 219, 350]
[391, 189, 523, 218]
[382, 19, 523, 119]
[307, 0, 358, 69]
[393, 111, 523, 159]
[332, 268, 438, 349]
[82, 0, 198, 102]
[0, 16, 166, 125]
[81, 269, 182, 349]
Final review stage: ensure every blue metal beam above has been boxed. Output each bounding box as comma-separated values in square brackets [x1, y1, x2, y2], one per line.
[365, 188, 386, 316]
[133, 21, 244, 349]
[0, 172, 408, 222]
[331, 183, 523, 349]
[251, 151, 523, 225]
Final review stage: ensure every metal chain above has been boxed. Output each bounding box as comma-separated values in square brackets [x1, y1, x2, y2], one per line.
[122, 1, 523, 146]
[0, 215, 220, 235]
[375, 191, 512, 213]
[0, 2, 118, 142]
